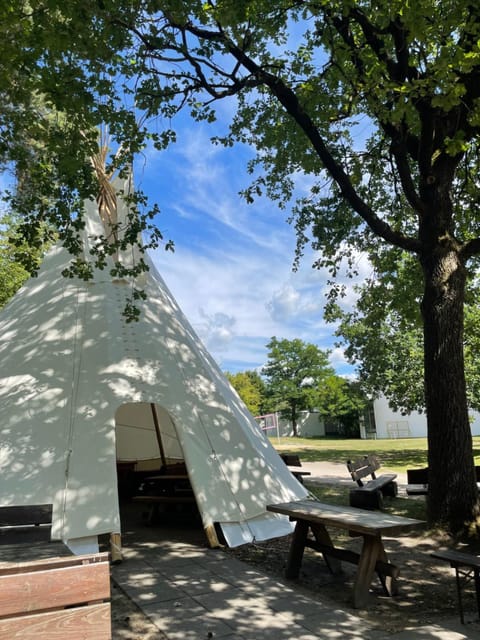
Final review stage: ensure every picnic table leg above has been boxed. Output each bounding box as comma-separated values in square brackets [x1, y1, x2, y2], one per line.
[285, 519, 309, 579]
[310, 523, 342, 575]
[352, 535, 381, 608]
[376, 543, 398, 596]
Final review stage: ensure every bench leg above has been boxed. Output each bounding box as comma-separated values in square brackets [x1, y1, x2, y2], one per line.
[451, 565, 480, 624]
[376, 544, 398, 596]
[455, 568, 465, 624]
[475, 569, 480, 621]
[352, 535, 382, 608]
[310, 523, 342, 575]
[285, 520, 309, 579]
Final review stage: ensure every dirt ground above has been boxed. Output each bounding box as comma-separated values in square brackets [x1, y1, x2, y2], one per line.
[111, 581, 168, 640]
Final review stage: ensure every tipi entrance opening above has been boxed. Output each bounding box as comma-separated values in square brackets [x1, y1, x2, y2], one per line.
[115, 402, 185, 475]
[113, 402, 204, 549]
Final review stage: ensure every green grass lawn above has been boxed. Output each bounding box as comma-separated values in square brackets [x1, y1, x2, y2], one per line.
[306, 482, 428, 523]
[270, 435, 480, 473]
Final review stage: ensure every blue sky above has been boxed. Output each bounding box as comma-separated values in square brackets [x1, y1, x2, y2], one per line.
[135, 114, 367, 377]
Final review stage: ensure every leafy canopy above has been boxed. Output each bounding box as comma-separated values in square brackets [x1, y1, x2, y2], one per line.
[225, 370, 267, 416]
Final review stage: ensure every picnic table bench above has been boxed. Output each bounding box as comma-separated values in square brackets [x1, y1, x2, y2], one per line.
[406, 466, 480, 496]
[0, 504, 111, 639]
[279, 453, 311, 485]
[267, 498, 424, 608]
[431, 548, 480, 624]
[347, 455, 398, 509]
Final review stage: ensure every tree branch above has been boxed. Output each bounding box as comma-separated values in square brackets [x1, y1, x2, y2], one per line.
[219, 42, 420, 252]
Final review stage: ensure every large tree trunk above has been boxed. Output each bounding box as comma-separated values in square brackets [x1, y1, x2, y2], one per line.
[421, 246, 479, 532]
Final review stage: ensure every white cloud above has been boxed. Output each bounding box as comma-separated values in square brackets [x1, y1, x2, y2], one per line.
[141, 119, 358, 376]
[267, 284, 301, 321]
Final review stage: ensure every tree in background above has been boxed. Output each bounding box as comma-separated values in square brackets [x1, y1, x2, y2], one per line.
[0, 213, 51, 309]
[330, 250, 480, 415]
[316, 377, 368, 438]
[262, 337, 334, 436]
[327, 250, 426, 414]
[0, 215, 32, 308]
[225, 370, 267, 416]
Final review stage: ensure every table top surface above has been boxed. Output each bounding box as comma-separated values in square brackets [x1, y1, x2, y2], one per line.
[267, 499, 425, 536]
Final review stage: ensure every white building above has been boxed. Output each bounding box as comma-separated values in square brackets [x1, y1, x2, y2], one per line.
[370, 395, 480, 439]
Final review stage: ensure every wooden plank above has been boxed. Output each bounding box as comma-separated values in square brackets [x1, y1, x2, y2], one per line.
[407, 468, 429, 484]
[406, 484, 428, 496]
[267, 500, 425, 536]
[0, 562, 110, 616]
[360, 475, 397, 492]
[0, 551, 108, 574]
[0, 526, 52, 545]
[139, 475, 189, 480]
[280, 454, 302, 467]
[132, 495, 195, 503]
[353, 536, 382, 608]
[304, 539, 399, 578]
[110, 533, 122, 564]
[0, 602, 111, 640]
[432, 549, 480, 569]
[347, 455, 380, 481]
[377, 543, 398, 596]
[285, 520, 309, 579]
[309, 523, 342, 574]
[0, 505, 52, 527]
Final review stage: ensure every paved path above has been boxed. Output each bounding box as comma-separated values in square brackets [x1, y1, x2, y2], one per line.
[112, 463, 479, 639]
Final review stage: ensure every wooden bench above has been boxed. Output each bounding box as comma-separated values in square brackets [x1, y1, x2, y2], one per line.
[347, 455, 397, 509]
[279, 453, 311, 485]
[432, 549, 480, 624]
[406, 466, 480, 496]
[0, 505, 111, 639]
[0, 504, 53, 544]
[0, 552, 111, 639]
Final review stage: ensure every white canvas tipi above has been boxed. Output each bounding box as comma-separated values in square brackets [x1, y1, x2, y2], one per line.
[0, 175, 308, 554]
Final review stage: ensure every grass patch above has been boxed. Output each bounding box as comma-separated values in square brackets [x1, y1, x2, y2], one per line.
[307, 483, 427, 522]
[270, 435, 480, 473]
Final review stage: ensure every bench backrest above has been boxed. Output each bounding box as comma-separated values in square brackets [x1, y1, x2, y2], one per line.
[280, 453, 303, 467]
[406, 467, 428, 484]
[0, 552, 111, 640]
[407, 465, 480, 484]
[347, 455, 381, 486]
[0, 504, 53, 545]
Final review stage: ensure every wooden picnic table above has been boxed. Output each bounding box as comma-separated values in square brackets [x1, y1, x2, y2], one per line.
[267, 499, 425, 608]
[132, 473, 196, 525]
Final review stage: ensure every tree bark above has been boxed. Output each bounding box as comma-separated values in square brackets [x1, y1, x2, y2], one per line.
[420, 244, 479, 532]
